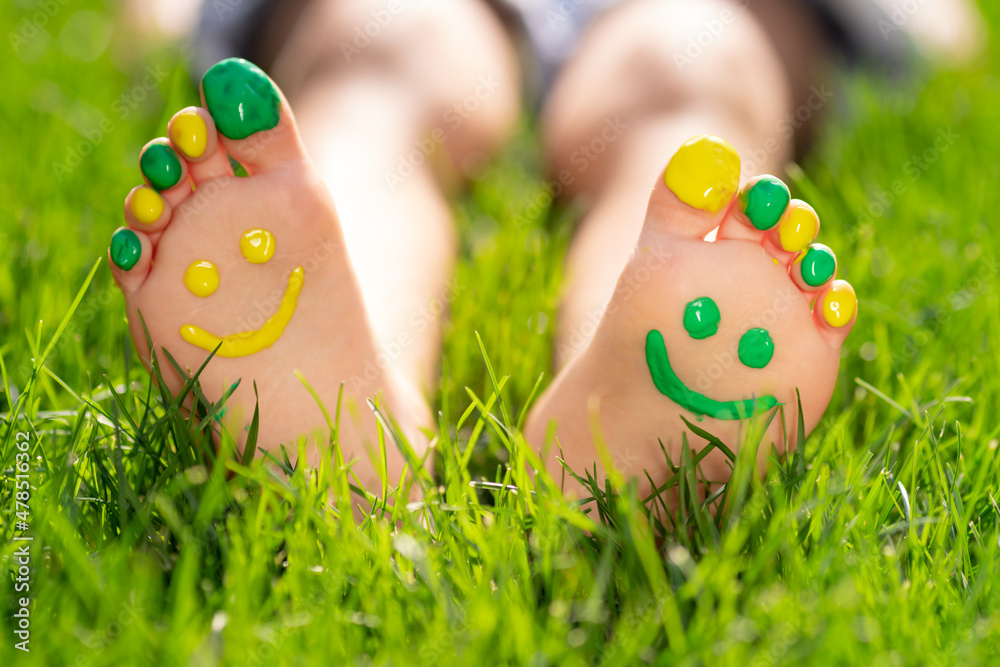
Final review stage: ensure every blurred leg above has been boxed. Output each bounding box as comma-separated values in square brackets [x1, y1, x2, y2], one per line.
[542, 0, 828, 366]
[270, 0, 521, 389]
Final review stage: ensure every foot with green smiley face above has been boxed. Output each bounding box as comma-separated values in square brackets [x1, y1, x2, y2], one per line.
[526, 135, 857, 499]
[108, 59, 430, 488]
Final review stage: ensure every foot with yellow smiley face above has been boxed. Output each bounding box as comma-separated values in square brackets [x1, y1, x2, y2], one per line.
[526, 135, 857, 499]
[109, 59, 430, 487]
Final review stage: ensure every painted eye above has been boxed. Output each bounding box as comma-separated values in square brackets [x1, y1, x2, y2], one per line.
[184, 260, 219, 297]
[738, 328, 774, 368]
[683, 297, 721, 339]
[241, 229, 275, 263]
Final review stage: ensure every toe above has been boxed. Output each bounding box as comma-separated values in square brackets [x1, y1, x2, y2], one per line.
[108, 227, 152, 295]
[199, 58, 306, 174]
[124, 185, 171, 233]
[139, 139, 190, 207]
[739, 175, 790, 231]
[167, 106, 233, 183]
[813, 279, 857, 344]
[644, 134, 741, 240]
[765, 200, 820, 260]
[716, 174, 791, 243]
[791, 242, 837, 292]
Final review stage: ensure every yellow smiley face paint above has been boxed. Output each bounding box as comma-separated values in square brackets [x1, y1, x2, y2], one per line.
[664, 135, 741, 213]
[779, 206, 819, 253]
[170, 111, 208, 158]
[180, 267, 304, 357]
[241, 229, 276, 264]
[184, 260, 220, 297]
[821, 281, 857, 327]
[130, 187, 164, 224]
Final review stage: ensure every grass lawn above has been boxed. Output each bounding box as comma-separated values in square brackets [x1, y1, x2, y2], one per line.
[4, 2, 1000, 665]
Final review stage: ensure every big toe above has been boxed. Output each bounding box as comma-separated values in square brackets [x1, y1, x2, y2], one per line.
[643, 134, 742, 241]
[200, 58, 307, 173]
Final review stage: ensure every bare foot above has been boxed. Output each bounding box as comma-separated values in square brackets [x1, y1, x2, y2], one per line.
[527, 135, 857, 497]
[109, 58, 429, 487]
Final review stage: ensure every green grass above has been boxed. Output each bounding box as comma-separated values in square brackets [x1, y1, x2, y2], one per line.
[4, 2, 1000, 665]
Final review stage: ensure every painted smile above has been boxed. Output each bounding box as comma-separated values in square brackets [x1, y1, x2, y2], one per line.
[181, 266, 304, 358]
[644, 329, 779, 420]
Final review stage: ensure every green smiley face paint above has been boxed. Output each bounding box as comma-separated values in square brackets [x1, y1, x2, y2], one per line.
[202, 58, 280, 140]
[738, 328, 774, 368]
[683, 297, 721, 339]
[140, 144, 182, 191]
[740, 176, 790, 230]
[645, 330, 779, 420]
[799, 243, 836, 287]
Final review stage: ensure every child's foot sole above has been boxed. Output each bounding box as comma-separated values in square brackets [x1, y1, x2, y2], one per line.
[111, 59, 430, 486]
[527, 134, 856, 497]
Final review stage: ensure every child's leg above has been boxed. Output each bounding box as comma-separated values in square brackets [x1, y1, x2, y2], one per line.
[527, 0, 856, 495]
[109, 0, 519, 488]
[272, 0, 520, 389]
[543, 0, 809, 359]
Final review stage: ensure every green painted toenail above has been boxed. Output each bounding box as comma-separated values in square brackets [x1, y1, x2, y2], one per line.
[738, 328, 774, 369]
[799, 243, 836, 287]
[740, 176, 790, 230]
[110, 229, 141, 271]
[202, 58, 280, 140]
[140, 144, 182, 191]
[683, 297, 721, 340]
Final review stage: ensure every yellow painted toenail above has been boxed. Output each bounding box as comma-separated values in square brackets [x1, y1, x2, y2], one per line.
[821, 281, 857, 328]
[779, 206, 819, 252]
[664, 135, 741, 213]
[170, 112, 208, 158]
[185, 260, 219, 297]
[130, 187, 164, 224]
[240, 229, 275, 264]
